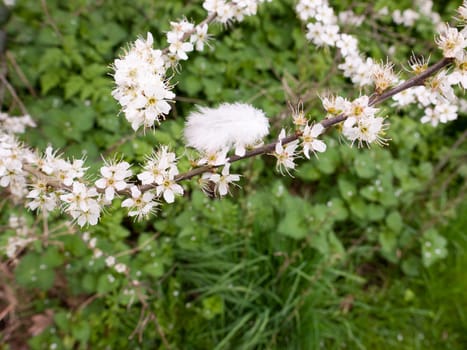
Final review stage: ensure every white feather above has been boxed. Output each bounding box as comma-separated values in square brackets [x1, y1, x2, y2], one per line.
[184, 103, 270, 154]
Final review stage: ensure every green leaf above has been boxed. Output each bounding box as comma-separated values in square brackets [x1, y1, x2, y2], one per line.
[379, 231, 398, 263]
[81, 273, 97, 293]
[54, 312, 70, 332]
[82, 63, 108, 80]
[401, 256, 421, 276]
[310, 231, 345, 261]
[422, 229, 448, 267]
[277, 196, 311, 239]
[327, 198, 348, 221]
[277, 210, 307, 239]
[367, 204, 385, 221]
[316, 147, 339, 174]
[143, 260, 165, 278]
[349, 198, 367, 220]
[38, 48, 64, 72]
[386, 211, 403, 233]
[40, 71, 61, 94]
[42, 246, 64, 267]
[72, 321, 91, 343]
[15, 252, 56, 290]
[361, 185, 378, 202]
[354, 153, 376, 178]
[97, 274, 118, 294]
[65, 76, 85, 99]
[338, 178, 357, 202]
[202, 295, 224, 320]
[297, 162, 320, 181]
[180, 75, 203, 95]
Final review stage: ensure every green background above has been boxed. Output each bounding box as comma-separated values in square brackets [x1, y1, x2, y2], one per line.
[0, 0, 466, 349]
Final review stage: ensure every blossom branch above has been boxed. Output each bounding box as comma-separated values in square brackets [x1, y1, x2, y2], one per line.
[368, 57, 454, 106]
[2, 0, 465, 227]
[20, 55, 457, 194]
[171, 56, 456, 183]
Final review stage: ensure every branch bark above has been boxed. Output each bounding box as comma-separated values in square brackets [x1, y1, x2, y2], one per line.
[20, 57, 455, 195]
[170, 57, 455, 184]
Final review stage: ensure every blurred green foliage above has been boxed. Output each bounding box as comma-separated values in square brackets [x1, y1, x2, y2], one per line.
[1, 0, 466, 349]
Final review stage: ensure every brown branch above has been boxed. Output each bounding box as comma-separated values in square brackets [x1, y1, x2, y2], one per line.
[368, 57, 454, 106]
[169, 57, 454, 184]
[19, 53, 454, 196]
[40, 0, 63, 41]
[6, 52, 38, 97]
[0, 75, 30, 115]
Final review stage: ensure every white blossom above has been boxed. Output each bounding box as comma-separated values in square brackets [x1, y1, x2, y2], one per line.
[202, 163, 240, 196]
[448, 55, 467, 89]
[121, 186, 158, 220]
[137, 146, 178, 185]
[421, 103, 458, 126]
[190, 23, 210, 51]
[60, 182, 101, 226]
[321, 95, 350, 118]
[95, 161, 132, 202]
[197, 148, 229, 166]
[155, 174, 184, 203]
[301, 123, 326, 158]
[274, 129, 299, 175]
[343, 96, 378, 128]
[435, 23, 466, 59]
[26, 180, 58, 212]
[343, 116, 387, 147]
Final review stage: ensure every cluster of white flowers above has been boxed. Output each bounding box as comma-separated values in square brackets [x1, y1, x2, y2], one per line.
[393, 19, 466, 126]
[121, 186, 158, 220]
[0, 114, 37, 194]
[0, 133, 36, 201]
[288, 104, 327, 163]
[297, 0, 383, 87]
[297, 0, 466, 129]
[391, 9, 420, 27]
[167, 18, 212, 61]
[112, 0, 270, 132]
[0, 110, 181, 227]
[0, 113, 35, 134]
[203, 0, 270, 24]
[112, 33, 174, 131]
[4, 215, 33, 259]
[421, 103, 458, 127]
[24, 146, 104, 226]
[0, 0, 465, 234]
[338, 11, 364, 27]
[137, 146, 183, 204]
[82, 232, 128, 274]
[2, 0, 15, 7]
[95, 160, 132, 202]
[60, 182, 101, 227]
[321, 95, 386, 147]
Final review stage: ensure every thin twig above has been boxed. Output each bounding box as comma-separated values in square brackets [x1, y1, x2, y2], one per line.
[433, 128, 467, 175]
[0, 75, 29, 115]
[40, 0, 63, 40]
[20, 57, 455, 196]
[167, 57, 454, 185]
[6, 51, 38, 97]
